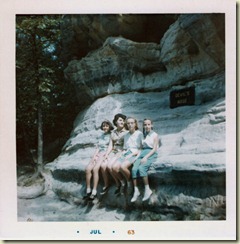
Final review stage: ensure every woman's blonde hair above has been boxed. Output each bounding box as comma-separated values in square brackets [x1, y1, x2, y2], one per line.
[126, 117, 139, 130]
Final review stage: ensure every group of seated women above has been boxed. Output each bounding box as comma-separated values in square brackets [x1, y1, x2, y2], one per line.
[83, 113, 159, 203]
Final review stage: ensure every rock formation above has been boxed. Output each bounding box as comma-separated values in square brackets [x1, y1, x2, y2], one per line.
[18, 14, 226, 221]
[60, 14, 177, 62]
[64, 14, 224, 107]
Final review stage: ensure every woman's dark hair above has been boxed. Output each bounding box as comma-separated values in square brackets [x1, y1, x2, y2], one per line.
[112, 113, 127, 126]
[100, 120, 114, 131]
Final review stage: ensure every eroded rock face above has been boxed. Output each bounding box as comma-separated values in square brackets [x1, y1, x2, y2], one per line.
[64, 14, 225, 107]
[49, 84, 225, 172]
[160, 14, 225, 82]
[64, 38, 165, 106]
[46, 72, 225, 220]
[26, 14, 226, 221]
[60, 14, 177, 62]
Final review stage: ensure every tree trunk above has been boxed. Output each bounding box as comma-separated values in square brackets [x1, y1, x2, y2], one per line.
[33, 31, 44, 178]
[37, 106, 43, 173]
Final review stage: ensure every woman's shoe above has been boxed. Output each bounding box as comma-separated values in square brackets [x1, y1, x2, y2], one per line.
[89, 194, 96, 201]
[114, 186, 121, 195]
[127, 184, 133, 195]
[83, 192, 91, 200]
[100, 186, 109, 195]
[131, 190, 140, 202]
[142, 189, 152, 201]
[120, 185, 126, 195]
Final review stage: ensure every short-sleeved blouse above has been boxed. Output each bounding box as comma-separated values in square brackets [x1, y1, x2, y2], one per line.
[111, 128, 128, 152]
[98, 132, 111, 151]
[123, 130, 143, 154]
[142, 131, 158, 149]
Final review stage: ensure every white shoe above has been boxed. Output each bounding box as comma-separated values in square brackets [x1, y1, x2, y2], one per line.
[142, 189, 152, 201]
[131, 190, 140, 202]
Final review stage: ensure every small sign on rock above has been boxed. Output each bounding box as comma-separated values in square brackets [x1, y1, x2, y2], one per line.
[170, 86, 195, 109]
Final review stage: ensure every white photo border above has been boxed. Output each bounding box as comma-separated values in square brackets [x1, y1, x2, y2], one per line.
[0, 0, 236, 240]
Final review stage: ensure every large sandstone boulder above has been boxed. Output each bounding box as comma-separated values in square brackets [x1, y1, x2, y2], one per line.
[26, 14, 226, 220]
[48, 86, 225, 173]
[64, 14, 224, 107]
[160, 14, 225, 82]
[46, 89, 225, 219]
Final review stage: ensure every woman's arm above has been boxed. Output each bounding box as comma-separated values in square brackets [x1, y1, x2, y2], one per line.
[103, 139, 113, 159]
[140, 135, 159, 164]
[91, 145, 100, 162]
[133, 149, 142, 160]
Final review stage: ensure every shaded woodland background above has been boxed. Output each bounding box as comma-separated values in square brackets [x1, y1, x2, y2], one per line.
[16, 15, 79, 170]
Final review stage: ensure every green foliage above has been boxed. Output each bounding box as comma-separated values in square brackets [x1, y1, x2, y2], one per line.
[16, 15, 78, 165]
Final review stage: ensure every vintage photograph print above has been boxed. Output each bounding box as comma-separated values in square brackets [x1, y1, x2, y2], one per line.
[17, 12, 227, 222]
[0, 0, 236, 241]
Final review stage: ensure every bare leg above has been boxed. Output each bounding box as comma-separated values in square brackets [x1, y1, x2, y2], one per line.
[120, 160, 132, 182]
[92, 155, 105, 192]
[133, 178, 137, 187]
[112, 160, 124, 182]
[85, 159, 95, 191]
[100, 160, 109, 188]
[107, 156, 121, 186]
[143, 176, 149, 186]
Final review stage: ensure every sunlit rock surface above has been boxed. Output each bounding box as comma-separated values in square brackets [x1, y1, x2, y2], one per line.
[18, 14, 226, 221]
[45, 77, 225, 220]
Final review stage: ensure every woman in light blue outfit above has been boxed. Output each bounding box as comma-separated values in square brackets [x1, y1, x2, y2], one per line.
[131, 119, 159, 202]
[112, 117, 143, 195]
[84, 120, 114, 200]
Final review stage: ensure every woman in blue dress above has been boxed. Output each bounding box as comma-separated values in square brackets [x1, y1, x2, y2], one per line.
[131, 118, 159, 202]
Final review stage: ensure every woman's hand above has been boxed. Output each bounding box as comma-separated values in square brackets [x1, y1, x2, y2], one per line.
[125, 154, 133, 159]
[140, 157, 148, 164]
